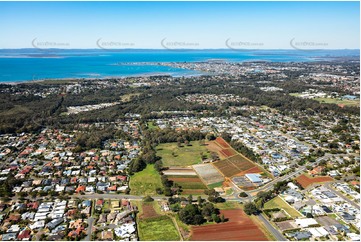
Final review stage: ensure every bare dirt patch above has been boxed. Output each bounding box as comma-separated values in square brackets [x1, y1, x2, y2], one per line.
[190, 209, 268, 241]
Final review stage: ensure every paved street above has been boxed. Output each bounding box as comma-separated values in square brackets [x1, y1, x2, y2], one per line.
[325, 183, 359, 208]
[257, 213, 287, 241]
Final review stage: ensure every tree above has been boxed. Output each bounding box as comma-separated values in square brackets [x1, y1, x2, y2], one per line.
[143, 196, 154, 202]
[243, 202, 259, 215]
[179, 204, 201, 225]
[239, 192, 248, 197]
[206, 133, 216, 141]
[154, 160, 163, 172]
[188, 195, 193, 204]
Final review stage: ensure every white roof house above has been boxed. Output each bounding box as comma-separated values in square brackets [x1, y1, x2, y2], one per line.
[307, 227, 329, 237]
[295, 218, 318, 228]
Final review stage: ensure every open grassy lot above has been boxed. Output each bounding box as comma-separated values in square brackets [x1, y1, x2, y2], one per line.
[147, 121, 158, 131]
[264, 196, 302, 218]
[156, 141, 210, 167]
[135, 202, 180, 241]
[129, 164, 162, 196]
[313, 97, 359, 106]
[138, 215, 180, 241]
[214, 201, 243, 210]
[120, 93, 140, 102]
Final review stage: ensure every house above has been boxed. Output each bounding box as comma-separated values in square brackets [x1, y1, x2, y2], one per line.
[295, 218, 318, 228]
[75, 185, 86, 193]
[347, 233, 360, 241]
[46, 218, 64, 230]
[291, 231, 312, 240]
[98, 214, 107, 223]
[114, 222, 136, 238]
[68, 226, 85, 238]
[107, 185, 117, 192]
[2, 233, 18, 241]
[17, 229, 31, 240]
[309, 166, 324, 175]
[95, 199, 104, 211]
[101, 230, 113, 241]
[29, 220, 45, 230]
[7, 225, 20, 233]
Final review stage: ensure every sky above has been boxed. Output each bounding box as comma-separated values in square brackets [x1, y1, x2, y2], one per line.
[0, 1, 359, 49]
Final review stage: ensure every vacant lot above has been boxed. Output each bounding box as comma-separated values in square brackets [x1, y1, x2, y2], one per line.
[138, 215, 180, 241]
[313, 97, 359, 106]
[193, 163, 224, 185]
[295, 174, 334, 189]
[130, 164, 162, 196]
[191, 209, 268, 241]
[276, 220, 298, 231]
[140, 203, 159, 219]
[156, 141, 210, 167]
[264, 196, 302, 218]
[136, 202, 180, 241]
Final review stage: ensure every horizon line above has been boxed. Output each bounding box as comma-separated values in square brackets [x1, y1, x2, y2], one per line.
[0, 48, 360, 51]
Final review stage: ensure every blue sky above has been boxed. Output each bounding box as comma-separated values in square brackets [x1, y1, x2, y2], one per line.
[0, 1, 359, 49]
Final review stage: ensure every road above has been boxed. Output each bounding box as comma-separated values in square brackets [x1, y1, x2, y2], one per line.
[84, 217, 94, 241]
[324, 183, 359, 208]
[257, 213, 287, 241]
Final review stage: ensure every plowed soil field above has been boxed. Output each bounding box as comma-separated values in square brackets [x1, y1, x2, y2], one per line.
[191, 209, 268, 241]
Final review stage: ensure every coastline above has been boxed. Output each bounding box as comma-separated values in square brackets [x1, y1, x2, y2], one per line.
[0, 71, 209, 85]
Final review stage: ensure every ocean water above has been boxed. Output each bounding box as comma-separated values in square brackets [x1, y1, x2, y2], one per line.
[0, 49, 359, 83]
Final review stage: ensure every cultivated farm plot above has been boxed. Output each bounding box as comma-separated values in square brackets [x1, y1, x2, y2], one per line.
[295, 174, 334, 189]
[192, 164, 224, 185]
[205, 141, 228, 159]
[214, 137, 231, 148]
[219, 148, 237, 158]
[191, 209, 268, 241]
[163, 167, 197, 176]
[213, 154, 257, 178]
[168, 175, 207, 194]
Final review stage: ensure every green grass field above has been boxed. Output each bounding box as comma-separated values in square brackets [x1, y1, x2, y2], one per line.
[264, 196, 302, 218]
[129, 164, 163, 196]
[147, 121, 159, 131]
[290, 93, 359, 107]
[138, 216, 180, 241]
[313, 97, 359, 106]
[207, 181, 224, 189]
[156, 141, 210, 167]
[214, 201, 243, 210]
